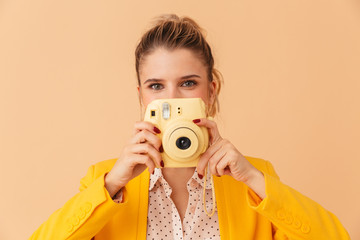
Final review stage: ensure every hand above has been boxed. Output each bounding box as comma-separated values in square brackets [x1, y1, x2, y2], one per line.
[194, 118, 266, 199]
[105, 121, 163, 197]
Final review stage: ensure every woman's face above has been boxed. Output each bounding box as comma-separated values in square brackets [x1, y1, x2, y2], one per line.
[138, 48, 215, 109]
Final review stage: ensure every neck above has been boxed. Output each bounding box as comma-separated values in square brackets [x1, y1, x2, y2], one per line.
[162, 167, 195, 190]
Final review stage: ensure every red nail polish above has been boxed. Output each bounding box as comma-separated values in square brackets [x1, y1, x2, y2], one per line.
[160, 160, 164, 168]
[152, 170, 154, 175]
[153, 127, 161, 134]
[159, 145, 163, 153]
[193, 119, 200, 123]
[198, 173, 203, 179]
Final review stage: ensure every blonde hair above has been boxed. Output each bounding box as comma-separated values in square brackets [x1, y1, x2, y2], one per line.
[135, 14, 223, 117]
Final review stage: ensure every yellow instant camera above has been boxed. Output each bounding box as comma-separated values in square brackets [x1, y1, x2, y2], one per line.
[144, 98, 209, 168]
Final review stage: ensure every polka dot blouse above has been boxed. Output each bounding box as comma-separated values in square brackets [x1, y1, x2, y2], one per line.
[146, 167, 220, 239]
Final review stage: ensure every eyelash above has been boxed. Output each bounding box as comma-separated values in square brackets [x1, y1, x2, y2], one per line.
[148, 80, 198, 90]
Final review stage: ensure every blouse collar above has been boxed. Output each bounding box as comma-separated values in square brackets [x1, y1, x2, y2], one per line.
[149, 166, 213, 191]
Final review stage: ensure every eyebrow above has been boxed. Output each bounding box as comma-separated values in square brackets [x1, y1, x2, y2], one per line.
[143, 74, 201, 85]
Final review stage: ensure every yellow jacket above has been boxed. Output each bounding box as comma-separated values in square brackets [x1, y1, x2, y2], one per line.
[30, 156, 350, 239]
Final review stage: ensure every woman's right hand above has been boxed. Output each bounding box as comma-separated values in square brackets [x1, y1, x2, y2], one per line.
[104, 121, 163, 198]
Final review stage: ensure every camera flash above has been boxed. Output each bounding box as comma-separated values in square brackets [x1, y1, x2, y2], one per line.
[162, 102, 170, 120]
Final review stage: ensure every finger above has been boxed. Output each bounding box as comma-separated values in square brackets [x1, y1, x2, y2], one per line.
[215, 153, 231, 176]
[193, 118, 221, 144]
[135, 154, 156, 174]
[208, 147, 227, 176]
[130, 143, 162, 168]
[131, 129, 162, 151]
[133, 121, 161, 135]
[196, 140, 223, 176]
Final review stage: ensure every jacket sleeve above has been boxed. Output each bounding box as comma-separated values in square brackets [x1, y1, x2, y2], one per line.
[246, 160, 350, 240]
[29, 165, 128, 240]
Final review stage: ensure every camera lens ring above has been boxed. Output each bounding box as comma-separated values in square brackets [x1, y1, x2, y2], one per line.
[163, 124, 203, 162]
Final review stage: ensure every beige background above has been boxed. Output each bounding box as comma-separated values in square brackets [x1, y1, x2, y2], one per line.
[1, 0, 359, 239]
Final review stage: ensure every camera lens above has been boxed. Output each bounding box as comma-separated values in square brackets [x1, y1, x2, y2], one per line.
[176, 137, 191, 150]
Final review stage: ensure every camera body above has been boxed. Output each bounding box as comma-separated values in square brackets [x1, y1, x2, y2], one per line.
[144, 98, 209, 168]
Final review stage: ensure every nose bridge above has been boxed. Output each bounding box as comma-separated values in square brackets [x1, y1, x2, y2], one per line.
[167, 83, 180, 98]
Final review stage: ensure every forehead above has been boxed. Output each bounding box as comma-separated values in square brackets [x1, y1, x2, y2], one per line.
[139, 48, 207, 82]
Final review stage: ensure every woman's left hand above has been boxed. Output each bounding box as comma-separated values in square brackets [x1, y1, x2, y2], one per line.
[194, 118, 266, 199]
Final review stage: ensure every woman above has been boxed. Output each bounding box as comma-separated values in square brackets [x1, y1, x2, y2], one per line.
[30, 14, 350, 240]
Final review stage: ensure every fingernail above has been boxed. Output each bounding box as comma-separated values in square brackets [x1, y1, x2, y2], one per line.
[153, 127, 161, 134]
[198, 173, 203, 179]
[159, 145, 163, 153]
[160, 160, 164, 168]
[152, 170, 154, 175]
[193, 119, 200, 123]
